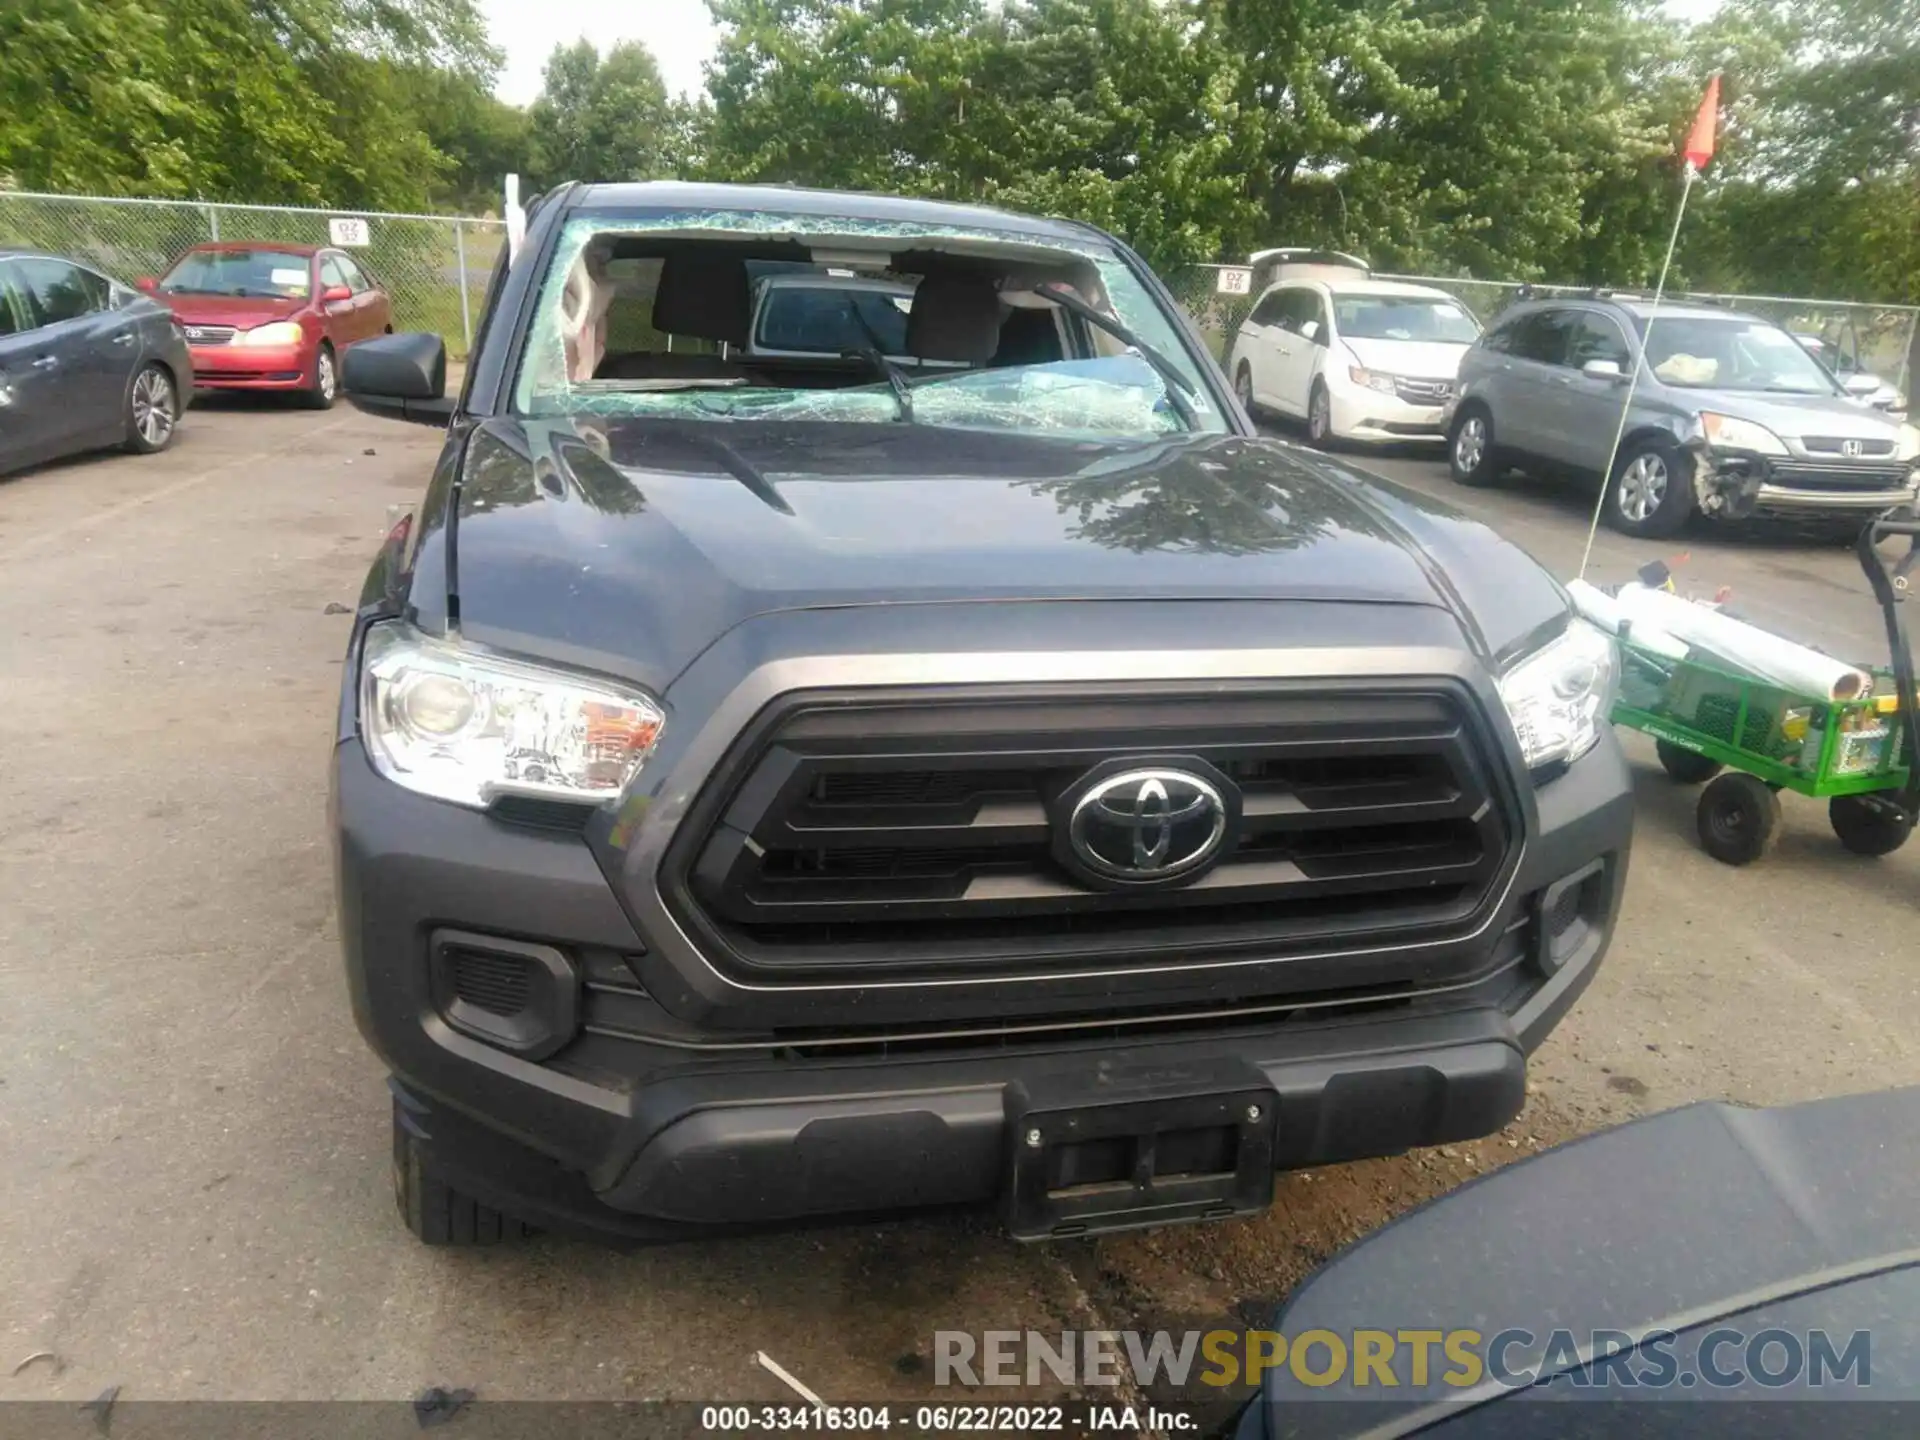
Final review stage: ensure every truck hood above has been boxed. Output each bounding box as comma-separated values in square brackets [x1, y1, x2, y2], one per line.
[1342, 337, 1473, 381]
[411, 418, 1572, 693]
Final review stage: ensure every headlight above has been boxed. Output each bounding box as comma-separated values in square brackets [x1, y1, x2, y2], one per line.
[1700, 412, 1789, 456]
[1348, 365, 1398, 396]
[1896, 423, 1919, 463]
[1497, 619, 1618, 773]
[359, 624, 665, 808]
[237, 321, 305, 347]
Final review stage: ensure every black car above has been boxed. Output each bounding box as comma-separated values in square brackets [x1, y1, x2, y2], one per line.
[1236, 1085, 1920, 1438]
[332, 181, 1635, 1246]
[0, 248, 192, 476]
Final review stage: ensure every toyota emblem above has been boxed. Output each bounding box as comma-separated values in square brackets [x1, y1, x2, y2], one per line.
[1062, 765, 1233, 885]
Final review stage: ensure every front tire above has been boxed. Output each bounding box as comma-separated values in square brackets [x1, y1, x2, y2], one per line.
[1696, 772, 1782, 865]
[1828, 794, 1915, 856]
[123, 364, 178, 454]
[392, 1106, 537, 1246]
[306, 343, 338, 411]
[1307, 381, 1335, 449]
[1606, 437, 1692, 538]
[1234, 362, 1258, 418]
[1448, 406, 1500, 487]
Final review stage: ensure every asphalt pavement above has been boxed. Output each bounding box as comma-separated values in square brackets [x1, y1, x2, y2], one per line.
[2, 403, 1915, 1412]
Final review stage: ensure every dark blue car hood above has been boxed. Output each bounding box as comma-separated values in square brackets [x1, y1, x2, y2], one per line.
[403, 417, 1572, 692]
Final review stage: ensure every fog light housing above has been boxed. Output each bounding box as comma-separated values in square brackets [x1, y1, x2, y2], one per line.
[429, 930, 579, 1059]
[1534, 860, 1608, 975]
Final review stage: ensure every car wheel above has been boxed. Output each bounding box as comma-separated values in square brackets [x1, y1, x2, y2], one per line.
[392, 1102, 536, 1246]
[123, 364, 178, 455]
[306, 343, 338, 411]
[1606, 437, 1692, 538]
[1448, 406, 1500, 487]
[1307, 382, 1335, 449]
[1696, 772, 1782, 866]
[1828, 794, 1915, 857]
[1234, 363, 1258, 418]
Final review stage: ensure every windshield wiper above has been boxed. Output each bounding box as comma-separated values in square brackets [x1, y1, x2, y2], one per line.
[840, 297, 914, 422]
[577, 377, 748, 392]
[1032, 282, 1200, 430]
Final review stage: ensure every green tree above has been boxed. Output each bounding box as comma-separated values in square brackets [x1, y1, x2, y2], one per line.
[525, 39, 677, 189]
[408, 66, 534, 211]
[0, 0, 502, 209]
[701, 0, 986, 193]
[1680, 0, 1920, 304]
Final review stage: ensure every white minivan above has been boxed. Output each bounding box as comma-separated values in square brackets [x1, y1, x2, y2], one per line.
[1227, 251, 1481, 446]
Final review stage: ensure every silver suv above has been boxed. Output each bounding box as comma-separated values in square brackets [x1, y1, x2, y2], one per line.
[1445, 296, 1920, 538]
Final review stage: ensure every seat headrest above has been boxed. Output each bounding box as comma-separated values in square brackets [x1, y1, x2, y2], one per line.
[905, 275, 1003, 363]
[652, 251, 751, 346]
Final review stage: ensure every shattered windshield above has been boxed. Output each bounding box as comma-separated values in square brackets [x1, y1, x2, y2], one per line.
[512, 209, 1225, 440]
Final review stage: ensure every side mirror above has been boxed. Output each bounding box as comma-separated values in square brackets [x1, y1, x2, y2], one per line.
[1843, 372, 1880, 396]
[1582, 358, 1625, 381]
[342, 332, 454, 426]
[1300, 319, 1321, 343]
[322, 284, 354, 304]
[135, 277, 158, 293]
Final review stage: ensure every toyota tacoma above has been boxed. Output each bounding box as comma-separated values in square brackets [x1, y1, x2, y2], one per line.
[331, 181, 1633, 1246]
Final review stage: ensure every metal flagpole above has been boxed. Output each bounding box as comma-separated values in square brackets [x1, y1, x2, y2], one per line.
[1577, 159, 1700, 581]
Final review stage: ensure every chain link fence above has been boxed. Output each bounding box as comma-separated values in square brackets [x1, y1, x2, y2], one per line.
[0, 192, 504, 359]
[1171, 263, 1917, 410]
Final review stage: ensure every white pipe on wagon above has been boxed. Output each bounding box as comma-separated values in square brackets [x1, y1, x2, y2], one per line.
[1611, 583, 1872, 701]
[1565, 579, 1690, 661]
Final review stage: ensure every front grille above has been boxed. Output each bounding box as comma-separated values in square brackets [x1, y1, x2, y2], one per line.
[1803, 437, 1896, 457]
[664, 683, 1517, 983]
[183, 325, 236, 346]
[1393, 377, 1453, 405]
[1770, 460, 1913, 490]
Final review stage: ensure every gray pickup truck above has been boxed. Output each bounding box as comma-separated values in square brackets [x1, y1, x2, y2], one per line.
[329, 180, 1633, 1246]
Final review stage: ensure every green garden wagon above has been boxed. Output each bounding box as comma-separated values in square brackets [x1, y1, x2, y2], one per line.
[1611, 516, 1920, 866]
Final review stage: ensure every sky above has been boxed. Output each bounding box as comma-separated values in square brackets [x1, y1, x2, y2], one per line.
[482, 0, 1724, 108]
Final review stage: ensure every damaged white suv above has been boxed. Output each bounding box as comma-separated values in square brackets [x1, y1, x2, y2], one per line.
[1445, 296, 1920, 538]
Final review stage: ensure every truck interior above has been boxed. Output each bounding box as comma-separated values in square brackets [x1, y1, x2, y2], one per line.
[547, 232, 1105, 390]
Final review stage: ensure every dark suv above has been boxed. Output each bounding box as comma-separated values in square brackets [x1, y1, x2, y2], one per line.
[331, 181, 1633, 1246]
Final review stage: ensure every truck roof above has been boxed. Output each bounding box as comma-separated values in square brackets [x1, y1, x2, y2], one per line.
[570, 182, 1104, 247]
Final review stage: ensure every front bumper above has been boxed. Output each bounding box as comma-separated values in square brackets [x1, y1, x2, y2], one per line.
[1753, 480, 1920, 512]
[1326, 383, 1448, 443]
[188, 343, 314, 391]
[332, 713, 1633, 1240]
[1705, 447, 1920, 517]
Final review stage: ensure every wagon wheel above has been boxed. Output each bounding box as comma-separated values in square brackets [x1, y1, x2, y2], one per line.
[1655, 739, 1722, 785]
[1696, 772, 1782, 866]
[1828, 794, 1915, 857]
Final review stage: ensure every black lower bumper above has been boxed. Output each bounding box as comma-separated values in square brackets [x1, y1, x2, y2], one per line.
[395, 1002, 1539, 1245]
[336, 724, 1630, 1242]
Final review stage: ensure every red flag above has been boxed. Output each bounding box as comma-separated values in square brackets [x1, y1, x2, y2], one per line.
[1683, 74, 1721, 171]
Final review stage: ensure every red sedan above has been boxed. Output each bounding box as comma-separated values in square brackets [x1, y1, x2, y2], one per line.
[137, 243, 392, 408]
